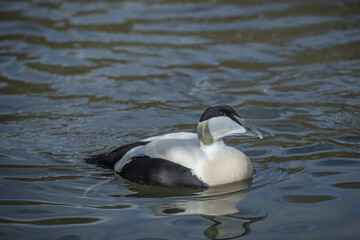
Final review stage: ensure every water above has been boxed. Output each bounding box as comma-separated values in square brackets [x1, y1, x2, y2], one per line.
[1, 0, 360, 239]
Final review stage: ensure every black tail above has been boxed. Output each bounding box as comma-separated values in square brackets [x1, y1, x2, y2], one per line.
[85, 141, 149, 169]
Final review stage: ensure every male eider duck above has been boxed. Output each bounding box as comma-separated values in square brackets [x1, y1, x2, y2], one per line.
[85, 105, 262, 188]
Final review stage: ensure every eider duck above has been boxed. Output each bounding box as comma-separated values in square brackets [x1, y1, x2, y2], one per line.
[85, 105, 262, 188]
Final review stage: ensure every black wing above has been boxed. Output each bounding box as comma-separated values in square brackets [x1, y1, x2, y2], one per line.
[85, 141, 149, 169]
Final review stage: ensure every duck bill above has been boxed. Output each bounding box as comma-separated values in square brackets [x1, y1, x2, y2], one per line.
[234, 116, 263, 139]
[245, 128, 263, 139]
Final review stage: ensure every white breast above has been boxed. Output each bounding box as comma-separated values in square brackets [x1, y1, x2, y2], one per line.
[199, 142, 253, 186]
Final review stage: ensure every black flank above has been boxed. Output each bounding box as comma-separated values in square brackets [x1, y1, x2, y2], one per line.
[85, 141, 149, 169]
[119, 156, 208, 188]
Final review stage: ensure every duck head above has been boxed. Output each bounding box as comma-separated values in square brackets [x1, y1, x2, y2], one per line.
[197, 105, 262, 145]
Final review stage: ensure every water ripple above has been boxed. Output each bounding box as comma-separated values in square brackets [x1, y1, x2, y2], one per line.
[1, 0, 360, 239]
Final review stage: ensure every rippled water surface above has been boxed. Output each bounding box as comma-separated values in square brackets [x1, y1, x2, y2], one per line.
[1, 0, 360, 239]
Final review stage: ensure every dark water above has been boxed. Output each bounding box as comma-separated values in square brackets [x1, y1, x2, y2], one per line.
[1, 0, 360, 239]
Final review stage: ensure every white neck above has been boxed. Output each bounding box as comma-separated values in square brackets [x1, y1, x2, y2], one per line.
[199, 140, 226, 160]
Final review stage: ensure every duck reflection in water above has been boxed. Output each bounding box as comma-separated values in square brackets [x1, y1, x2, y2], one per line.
[121, 179, 266, 240]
